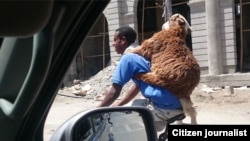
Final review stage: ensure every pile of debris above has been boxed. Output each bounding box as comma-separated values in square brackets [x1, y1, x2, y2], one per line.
[59, 62, 250, 101]
[58, 62, 134, 101]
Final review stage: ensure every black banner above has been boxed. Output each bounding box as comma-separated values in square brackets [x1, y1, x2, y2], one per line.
[168, 125, 250, 140]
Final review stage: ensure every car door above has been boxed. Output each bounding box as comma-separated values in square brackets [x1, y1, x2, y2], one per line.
[0, 0, 110, 141]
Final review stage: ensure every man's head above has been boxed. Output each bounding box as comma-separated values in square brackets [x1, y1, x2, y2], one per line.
[113, 26, 136, 54]
[162, 13, 191, 35]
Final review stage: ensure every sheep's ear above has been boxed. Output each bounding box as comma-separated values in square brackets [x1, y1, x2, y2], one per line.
[179, 15, 192, 31]
[178, 18, 185, 25]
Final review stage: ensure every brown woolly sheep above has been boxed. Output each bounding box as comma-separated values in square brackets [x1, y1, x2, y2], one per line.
[130, 14, 200, 124]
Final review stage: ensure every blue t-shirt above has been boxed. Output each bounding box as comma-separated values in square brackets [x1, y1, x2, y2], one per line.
[112, 53, 182, 109]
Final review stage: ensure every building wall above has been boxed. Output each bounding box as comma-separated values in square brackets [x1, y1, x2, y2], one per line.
[189, 1, 208, 73]
[64, 0, 239, 85]
[189, 0, 237, 74]
[220, 0, 237, 73]
[104, 0, 139, 63]
[104, 0, 238, 74]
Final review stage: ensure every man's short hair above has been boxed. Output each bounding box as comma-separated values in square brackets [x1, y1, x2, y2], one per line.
[116, 26, 136, 45]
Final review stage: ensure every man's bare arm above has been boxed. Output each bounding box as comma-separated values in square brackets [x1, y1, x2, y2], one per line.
[114, 83, 140, 106]
[98, 83, 122, 107]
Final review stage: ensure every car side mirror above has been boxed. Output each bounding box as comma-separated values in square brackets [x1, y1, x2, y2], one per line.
[50, 106, 158, 141]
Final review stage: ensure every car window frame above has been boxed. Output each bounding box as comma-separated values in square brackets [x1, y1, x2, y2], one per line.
[0, 1, 111, 141]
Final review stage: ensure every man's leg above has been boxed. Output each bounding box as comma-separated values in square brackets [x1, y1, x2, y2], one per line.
[147, 102, 183, 130]
[128, 99, 183, 129]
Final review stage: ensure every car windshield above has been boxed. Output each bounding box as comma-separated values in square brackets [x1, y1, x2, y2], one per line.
[44, 0, 250, 140]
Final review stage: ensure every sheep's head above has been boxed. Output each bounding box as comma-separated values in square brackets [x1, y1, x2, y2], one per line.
[162, 13, 191, 35]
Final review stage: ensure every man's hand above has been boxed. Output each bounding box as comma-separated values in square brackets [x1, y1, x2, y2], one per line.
[110, 102, 120, 107]
[98, 83, 122, 107]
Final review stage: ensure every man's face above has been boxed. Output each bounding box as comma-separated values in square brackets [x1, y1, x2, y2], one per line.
[113, 31, 125, 54]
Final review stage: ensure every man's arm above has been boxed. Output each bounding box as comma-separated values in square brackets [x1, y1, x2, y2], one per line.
[98, 83, 122, 107]
[114, 83, 140, 106]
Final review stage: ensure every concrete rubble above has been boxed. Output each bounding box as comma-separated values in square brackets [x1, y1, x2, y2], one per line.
[58, 62, 134, 101]
[58, 62, 250, 101]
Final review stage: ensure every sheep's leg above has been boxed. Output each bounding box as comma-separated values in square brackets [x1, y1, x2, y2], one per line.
[179, 97, 197, 124]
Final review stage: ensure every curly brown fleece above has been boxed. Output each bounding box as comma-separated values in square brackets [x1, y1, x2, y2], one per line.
[133, 25, 200, 98]
[129, 14, 200, 124]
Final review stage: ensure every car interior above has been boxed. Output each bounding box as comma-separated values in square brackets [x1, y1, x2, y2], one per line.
[0, 0, 114, 140]
[0, 0, 184, 140]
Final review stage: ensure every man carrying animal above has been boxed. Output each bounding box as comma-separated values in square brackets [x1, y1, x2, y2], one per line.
[98, 26, 184, 132]
[130, 13, 200, 125]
